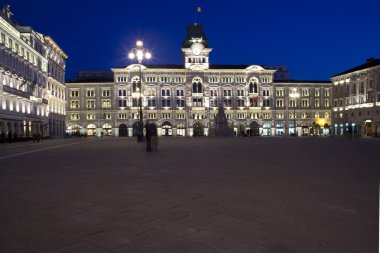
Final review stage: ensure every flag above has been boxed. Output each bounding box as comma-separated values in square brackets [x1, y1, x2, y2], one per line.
[196, 6, 202, 13]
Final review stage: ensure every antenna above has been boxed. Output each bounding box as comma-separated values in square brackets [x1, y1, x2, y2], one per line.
[194, 0, 202, 25]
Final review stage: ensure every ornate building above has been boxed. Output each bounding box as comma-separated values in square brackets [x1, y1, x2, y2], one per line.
[0, 5, 67, 140]
[331, 58, 380, 137]
[66, 24, 331, 137]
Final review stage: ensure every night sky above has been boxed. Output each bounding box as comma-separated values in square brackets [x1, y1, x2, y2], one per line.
[7, 0, 380, 81]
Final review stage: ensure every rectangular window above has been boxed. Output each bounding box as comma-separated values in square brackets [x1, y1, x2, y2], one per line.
[237, 99, 245, 107]
[275, 89, 284, 97]
[177, 113, 185, 119]
[162, 99, 171, 108]
[102, 99, 111, 108]
[70, 114, 80, 120]
[147, 99, 156, 107]
[119, 113, 128, 119]
[160, 76, 170, 83]
[315, 88, 320, 97]
[70, 100, 79, 108]
[103, 113, 112, 119]
[324, 88, 330, 97]
[102, 89, 110, 97]
[176, 89, 184, 97]
[70, 90, 79, 97]
[301, 99, 309, 107]
[162, 112, 171, 119]
[146, 76, 157, 82]
[263, 112, 271, 119]
[276, 99, 284, 107]
[192, 98, 203, 107]
[302, 88, 309, 96]
[237, 89, 244, 96]
[132, 98, 139, 107]
[118, 89, 127, 96]
[86, 114, 96, 120]
[315, 99, 320, 108]
[147, 113, 156, 119]
[176, 99, 185, 107]
[276, 112, 284, 119]
[324, 99, 330, 108]
[223, 89, 232, 97]
[86, 100, 96, 108]
[86, 89, 95, 97]
[118, 99, 127, 107]
[235, 76, 245, 83]
[224, 99, 232, 107]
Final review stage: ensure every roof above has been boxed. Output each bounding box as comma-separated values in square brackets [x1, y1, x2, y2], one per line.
[332, 58, 380, 77]
[66, 78, 114, 83]
[274, 80, 330, 84]
[182, 24, 209, 48]
[115, 64, 269, 70]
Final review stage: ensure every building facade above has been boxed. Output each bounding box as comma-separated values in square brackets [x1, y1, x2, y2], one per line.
[0, 5, 67, 140]
[331, 58, 380, 137]
[66, 24, 331, 137]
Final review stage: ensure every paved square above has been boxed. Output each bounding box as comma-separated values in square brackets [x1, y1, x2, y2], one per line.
[0, 137, 379, 252]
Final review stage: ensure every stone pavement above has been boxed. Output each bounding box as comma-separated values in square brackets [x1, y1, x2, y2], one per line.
[0, 137, 379, 252]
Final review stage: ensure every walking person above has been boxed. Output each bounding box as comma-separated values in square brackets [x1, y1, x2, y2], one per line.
[146, 123, 153, 152]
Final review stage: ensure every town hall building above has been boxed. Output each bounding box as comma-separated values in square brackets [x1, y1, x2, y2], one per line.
[66, 24, 332, 137]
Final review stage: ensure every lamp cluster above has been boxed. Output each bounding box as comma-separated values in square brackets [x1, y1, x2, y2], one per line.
[128, 41, 152, 64]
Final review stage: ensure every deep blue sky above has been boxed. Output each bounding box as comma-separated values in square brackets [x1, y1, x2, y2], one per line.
[7, 0, 380, 81]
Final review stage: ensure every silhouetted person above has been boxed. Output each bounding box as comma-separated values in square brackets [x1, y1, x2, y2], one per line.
[146, 124, 153, 152]
[7, 131, 12, 143]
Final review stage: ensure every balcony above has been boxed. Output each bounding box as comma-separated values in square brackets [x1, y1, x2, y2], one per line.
[3, 85, 30, 99]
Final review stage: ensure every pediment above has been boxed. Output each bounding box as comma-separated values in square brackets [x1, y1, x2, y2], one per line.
[245, 65, 265, 72]
[126, 64, 147, 71]
[188, 64, 208, 71]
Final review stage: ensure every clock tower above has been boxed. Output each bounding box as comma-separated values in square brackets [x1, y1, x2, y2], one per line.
[181, 24, 213, 70]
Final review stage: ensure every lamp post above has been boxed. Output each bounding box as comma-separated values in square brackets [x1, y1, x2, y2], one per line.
[128, 40, 151, 142]
[289, 88, 300, 136]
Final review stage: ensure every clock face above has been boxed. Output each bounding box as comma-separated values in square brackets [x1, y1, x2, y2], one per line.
[191, 43, 203, 56]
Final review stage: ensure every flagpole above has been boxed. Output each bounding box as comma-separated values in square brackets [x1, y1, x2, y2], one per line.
[194, 1, 198, 24]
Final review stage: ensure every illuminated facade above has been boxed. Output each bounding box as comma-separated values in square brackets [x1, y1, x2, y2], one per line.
[66, 24, 331, 137]
[0, 5, 67, 140]
[331, 58, 380, 137]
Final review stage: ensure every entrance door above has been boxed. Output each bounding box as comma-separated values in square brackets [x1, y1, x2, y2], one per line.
[132, 122, 139, 137]
[119, 124, 128, 137]
[365, 122, 372, 137]
[237, 124, 245, 136]
[193, 122, 204, 137]
[161, 122, 172, 136]
[250, 121, 260, 136]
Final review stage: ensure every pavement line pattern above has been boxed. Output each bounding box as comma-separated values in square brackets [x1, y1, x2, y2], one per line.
[0, 141, 82, 160]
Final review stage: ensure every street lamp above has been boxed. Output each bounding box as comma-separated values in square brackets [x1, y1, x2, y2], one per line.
[128, 40, 152, 142]
[289, 88, 300, 136]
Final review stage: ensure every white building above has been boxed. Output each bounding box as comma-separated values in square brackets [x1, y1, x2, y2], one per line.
[331, 58, 380, 137]
[0, 5, 67, 141]
[66, 24, 331, 137]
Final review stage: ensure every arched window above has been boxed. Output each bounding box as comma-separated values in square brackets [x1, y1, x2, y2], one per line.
[249, 82, 257, 93]
[192, 82, 203, 93]
[192, 82, 197, 93]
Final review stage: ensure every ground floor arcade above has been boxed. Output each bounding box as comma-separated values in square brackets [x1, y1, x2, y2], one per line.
[66, 119, 331, 138]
